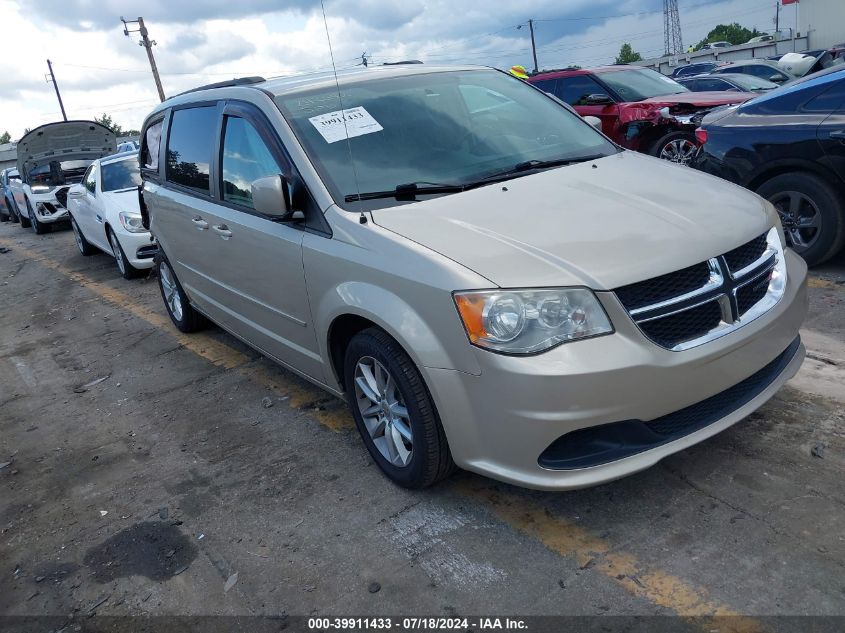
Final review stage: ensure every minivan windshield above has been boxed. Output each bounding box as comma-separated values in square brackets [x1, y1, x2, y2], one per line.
[599, 68, 689, 101]
[275, 69, 618, 210]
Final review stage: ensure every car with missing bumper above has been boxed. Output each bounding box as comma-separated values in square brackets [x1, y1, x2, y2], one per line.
[12, 121, 116, 234]
[139, 65, 807, 490]
[528, 65, 752, 165]
[66, 151, 157, 278]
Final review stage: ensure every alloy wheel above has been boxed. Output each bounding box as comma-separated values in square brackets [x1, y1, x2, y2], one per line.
[353, 356, 413, 467]
[110, 231, 126, 275]
[770, 190, 821, 252]
[159, 261, 183, 321]
[659, 138, 698, 165]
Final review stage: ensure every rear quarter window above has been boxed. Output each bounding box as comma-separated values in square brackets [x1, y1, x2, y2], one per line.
[165, 106, 218, 194]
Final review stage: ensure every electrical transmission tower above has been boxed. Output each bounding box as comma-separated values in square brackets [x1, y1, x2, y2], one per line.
[663, 0, 684, 56]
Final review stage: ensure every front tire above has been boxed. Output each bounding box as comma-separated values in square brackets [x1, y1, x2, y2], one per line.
[652, 131, 698, 165]
[71, 216, 97, 256]
[156, 254, 207, 333]
[108, 227, 141, 279]
[27, 200, 47, 234]
[343, 327, 455, 488]
[757, 172, 845, 267]
[18, 200, 31, 228]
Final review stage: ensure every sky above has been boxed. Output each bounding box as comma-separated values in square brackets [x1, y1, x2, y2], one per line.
[0, 0, 780, 140]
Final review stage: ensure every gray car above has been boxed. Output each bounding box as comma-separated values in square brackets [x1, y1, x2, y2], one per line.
[139, 65, 807, 490]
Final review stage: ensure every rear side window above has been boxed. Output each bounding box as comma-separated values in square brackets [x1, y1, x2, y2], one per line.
[802, 80, 845, 112]
[166, 107, 218, 193]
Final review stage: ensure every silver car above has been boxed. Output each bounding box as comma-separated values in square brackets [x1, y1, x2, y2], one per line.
[139, 65, 807, 490]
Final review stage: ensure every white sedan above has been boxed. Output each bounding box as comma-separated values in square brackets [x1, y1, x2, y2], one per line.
[67, 152, 156, 279]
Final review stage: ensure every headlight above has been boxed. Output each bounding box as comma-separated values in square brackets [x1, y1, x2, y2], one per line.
[454, 288, 613, 354]
[118, 211, 146, 233]
[31, 185, 50, 193]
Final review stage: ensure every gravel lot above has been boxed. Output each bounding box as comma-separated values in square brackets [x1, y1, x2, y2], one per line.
[1, 222, 844, 630]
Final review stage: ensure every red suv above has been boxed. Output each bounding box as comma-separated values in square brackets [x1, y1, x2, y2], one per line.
[529, 65, 753, 165]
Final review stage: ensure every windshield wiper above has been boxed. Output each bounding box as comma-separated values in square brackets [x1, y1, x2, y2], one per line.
[344, 181, 466, 202]
[481, 154, 608, 181]
[343, 155, 608, 203]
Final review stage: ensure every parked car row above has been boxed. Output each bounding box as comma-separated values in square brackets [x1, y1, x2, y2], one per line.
[3, 62, 832, 491]
[2, 120, 155, 277]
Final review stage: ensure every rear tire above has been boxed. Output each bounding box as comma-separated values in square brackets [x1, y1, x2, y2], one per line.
[757, 172, 845, 266]
[108, 227, 142, 280]
[71, 216, 97, 256]
[156, 253, 207, 333]
[343, 327, 456, 489]
[651, 131, 698, 165]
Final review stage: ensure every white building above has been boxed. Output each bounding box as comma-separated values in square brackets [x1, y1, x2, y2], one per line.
[797, 0, 845, 50]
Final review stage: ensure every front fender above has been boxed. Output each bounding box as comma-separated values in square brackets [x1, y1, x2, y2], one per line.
[315, 281, 482, 391]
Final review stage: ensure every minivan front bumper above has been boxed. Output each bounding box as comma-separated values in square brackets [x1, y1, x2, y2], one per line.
[425, 249, 807, 490]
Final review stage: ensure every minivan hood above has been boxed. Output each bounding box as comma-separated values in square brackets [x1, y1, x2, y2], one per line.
[17, 121, 116, 178]
[371, 151, 772, 290]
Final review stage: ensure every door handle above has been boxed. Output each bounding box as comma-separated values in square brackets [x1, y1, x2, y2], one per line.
[212, 224, 232, 240]
[191, 215, 209, 230]
[831, 130, 845, 141]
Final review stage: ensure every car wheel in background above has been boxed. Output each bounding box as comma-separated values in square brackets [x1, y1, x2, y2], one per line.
[757, 172, 845, 266]
[71, 216, 97, 256]
[652, 131, 698, 165]
[108, 227, 141, 280]
[343, 327, 455, 489]
[27, 200, 47, 234]
[156, 254, 207, 332]
[18, 200, 31, 228]
[7, 198, 20, 223]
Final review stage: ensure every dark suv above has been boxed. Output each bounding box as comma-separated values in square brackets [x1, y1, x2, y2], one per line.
[529, 65, 752, 165]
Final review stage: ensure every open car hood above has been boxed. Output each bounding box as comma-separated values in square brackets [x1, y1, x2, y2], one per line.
[16, 121, 116, 178]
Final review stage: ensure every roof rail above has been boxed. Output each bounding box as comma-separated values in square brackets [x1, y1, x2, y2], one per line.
[171, 76, 266, 99]
[382, 60, 423, 65]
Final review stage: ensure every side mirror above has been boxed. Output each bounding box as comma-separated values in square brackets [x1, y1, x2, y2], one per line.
[251, 174, 300, 220]
[583, 116, 603, 131]
[770, 74, 785, 83]
[585, 93, 612, 105]
[67, 184, 85, 198]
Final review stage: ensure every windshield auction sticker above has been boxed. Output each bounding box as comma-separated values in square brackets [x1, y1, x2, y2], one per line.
[308, 106, 383, 144]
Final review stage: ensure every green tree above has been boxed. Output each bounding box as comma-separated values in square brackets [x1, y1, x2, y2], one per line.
[695, 23, 760, 50]
[615, 43, 643, 64]
[94, 113, 124, 137]
[0, 131, 10, 144]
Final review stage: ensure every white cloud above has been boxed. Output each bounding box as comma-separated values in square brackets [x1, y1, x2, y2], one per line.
[0, 0, 779, 140]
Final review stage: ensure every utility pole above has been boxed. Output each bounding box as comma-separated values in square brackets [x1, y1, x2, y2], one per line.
[775, 1, 780, 35]
[517, 20, 539, 74]
[528, 19, 538, 74]
[121, 16, 165, 102]
[45, 59, 67, 121]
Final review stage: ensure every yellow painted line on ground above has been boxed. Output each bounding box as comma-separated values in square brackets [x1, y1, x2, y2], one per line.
[2, 236, 763, 624]
[456, 481, 764, 632]
[807, 277, 841, 290]
[0, 237, 353, 431]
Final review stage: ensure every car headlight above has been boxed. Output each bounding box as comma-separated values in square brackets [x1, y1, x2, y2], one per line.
[454, 288, 613, 354]
[118, 211, 146, 233]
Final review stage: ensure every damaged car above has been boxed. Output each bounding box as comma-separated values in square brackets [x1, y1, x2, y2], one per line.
[12, 121, 116, 234]
[529, 65, 753, 165]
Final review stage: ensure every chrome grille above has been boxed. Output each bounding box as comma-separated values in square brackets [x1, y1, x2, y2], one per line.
[615, 229, 784, 351]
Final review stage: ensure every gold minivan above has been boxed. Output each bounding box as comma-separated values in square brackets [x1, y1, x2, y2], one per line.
[139, 65, 807, 490]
